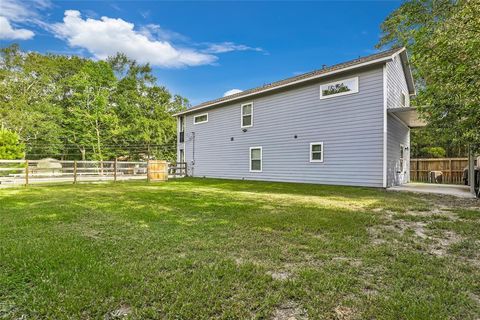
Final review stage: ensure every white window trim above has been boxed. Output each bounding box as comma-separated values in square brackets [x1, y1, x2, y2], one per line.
[310, 142, 324, 163]
[401, 91, 408, 107]
[319, 77, 359, 100]
[241, 102, 254, 128]
[399, 143, 405, 173]
[193, 113, 208, 124]
[382, 65, 387, 187]
[179, 116, 185, 131]
[179, 148, 185, 163]
[249, 146, 262, 172]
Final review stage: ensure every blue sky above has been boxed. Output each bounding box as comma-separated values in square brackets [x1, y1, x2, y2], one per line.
[0, 0, 401, 106]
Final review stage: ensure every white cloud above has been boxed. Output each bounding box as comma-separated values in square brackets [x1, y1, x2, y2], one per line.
[0, 2, 266, 67]
[205, 42, 263, 54]
[0, 0, 50, 22]
[0, 16, 34, 40]
[1, 0, 32, 21]
[223, 89, 243, 97]
[51, 10, 217, 68]
[0, 0, 51, 40]
[140, 24, 189, 43]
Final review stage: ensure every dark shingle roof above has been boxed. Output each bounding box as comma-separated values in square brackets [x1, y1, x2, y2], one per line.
[176, 47, 405, 115]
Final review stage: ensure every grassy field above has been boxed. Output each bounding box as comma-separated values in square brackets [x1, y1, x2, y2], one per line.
[0, 178, 479, 319]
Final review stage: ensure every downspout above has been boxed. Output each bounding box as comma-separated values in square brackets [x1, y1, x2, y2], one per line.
[191, 131, 195, 177]
[176, 116, 180, 163]
[382, 64, 388, 188]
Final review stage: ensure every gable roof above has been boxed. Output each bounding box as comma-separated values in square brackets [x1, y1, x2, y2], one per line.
[175, 47, 414, 116]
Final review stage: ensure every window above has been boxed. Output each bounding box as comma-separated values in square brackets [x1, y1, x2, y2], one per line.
[401, 92, 407, 107]
[250, 147, 262, 172]
[399, 144, 405, 172]
[179, 116, 185, 131]
[241, 103, 253, 128]
[310, 142, 324, 162]
[320, 77, 359, 99]
[179, 149, 185, 163]
[194, 113, 208, 124]
[179, 116, 185, 142]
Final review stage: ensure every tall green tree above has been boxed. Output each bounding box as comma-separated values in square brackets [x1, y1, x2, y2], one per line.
[0, 129, 25, 159]
[63, 60, 119, 161]
[411, 127, 468, 158]
[378, 0, 480, 153]
[108, 53, 188, 160]
[0, 45, 187, 161]
[0, 45, 65, 157]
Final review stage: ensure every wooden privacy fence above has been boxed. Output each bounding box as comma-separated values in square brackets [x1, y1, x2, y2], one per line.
[410, 158, 468, 184]
[147, 160, 168, 181]
[0, 160, 187, 187]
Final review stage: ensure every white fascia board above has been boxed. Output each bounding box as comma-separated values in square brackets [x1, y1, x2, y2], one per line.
[174, 55, 394, 117]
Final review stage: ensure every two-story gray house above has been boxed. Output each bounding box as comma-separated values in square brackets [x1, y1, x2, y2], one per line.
[175, 47, 425, 188]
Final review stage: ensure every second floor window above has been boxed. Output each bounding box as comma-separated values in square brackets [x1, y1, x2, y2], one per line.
[320, 77, 359, 99]
[194, 113, 208, 124]
[401, 92, 407, 107]
[179, 116, 185, 142]
[241, 103, 253, 128]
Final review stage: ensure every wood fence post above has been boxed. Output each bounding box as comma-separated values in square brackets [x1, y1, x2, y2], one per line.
[147, 160, 151, 182]
[73, 160, 77, 184]
[416, 159, 419, 182]
[25, 160, 29, 187]
[469, 147, 475, 195]
[449, 159, 452, 184]
[114, 158, 117, 182]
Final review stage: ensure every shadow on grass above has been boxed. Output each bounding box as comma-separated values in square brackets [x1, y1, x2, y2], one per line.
[1, 178, 477, 319]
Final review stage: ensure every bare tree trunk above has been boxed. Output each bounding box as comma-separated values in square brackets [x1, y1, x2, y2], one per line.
[80, 147, 86, 161]
[95, 120, 103, 175]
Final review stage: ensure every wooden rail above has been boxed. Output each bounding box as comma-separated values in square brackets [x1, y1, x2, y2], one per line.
[410, 158, 468, 184]
[169, 162, 187, 178]
[0, 159, 186, 187]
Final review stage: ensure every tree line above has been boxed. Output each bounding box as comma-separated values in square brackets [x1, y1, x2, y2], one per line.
[2, 0, 479, 161]
[0, 44, 187, 161]
[378, 0, 479, 157]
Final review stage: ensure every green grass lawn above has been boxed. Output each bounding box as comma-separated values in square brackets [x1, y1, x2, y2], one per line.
[1, 178, 479, 319]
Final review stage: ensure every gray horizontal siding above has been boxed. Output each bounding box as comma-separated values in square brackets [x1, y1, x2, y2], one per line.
[181, 67, 385, 187]
[387, 114, 410, 187]
[385, 53, 412, 187]
[386, 55, 410, 109]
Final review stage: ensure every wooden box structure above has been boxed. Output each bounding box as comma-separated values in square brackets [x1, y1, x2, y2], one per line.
[147, 160, 168, 181]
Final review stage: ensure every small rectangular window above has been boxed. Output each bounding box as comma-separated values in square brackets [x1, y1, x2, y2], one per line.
[320, 77, 359, 99]
[179, 149, 185, 163]
[194, 113, 208, 124]
[310, 142, 324, 162]
[400, 144, 405, 172]
[179, 116, 185, 131]
[241, 103, 253, 128]
[401, 92, 407, 107]
[250, 147, 262, 172]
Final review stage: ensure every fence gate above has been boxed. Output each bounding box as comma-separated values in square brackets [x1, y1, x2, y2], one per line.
[147, 160, 168, 181]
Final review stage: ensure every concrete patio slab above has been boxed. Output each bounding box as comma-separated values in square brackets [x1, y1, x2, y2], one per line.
[388, 183, 476, 199]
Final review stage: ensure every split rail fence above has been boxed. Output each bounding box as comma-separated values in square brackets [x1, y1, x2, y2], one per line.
[0, 160, 187, 187]
[410, 158, 468, 184]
